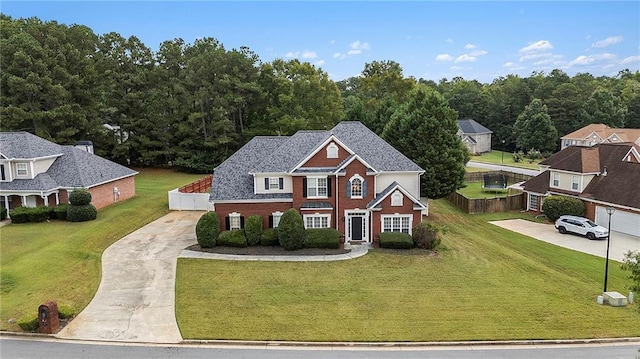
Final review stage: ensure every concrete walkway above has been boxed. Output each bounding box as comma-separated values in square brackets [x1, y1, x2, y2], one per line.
[490, 219, 640, 262]
[56, 211, 204, 344]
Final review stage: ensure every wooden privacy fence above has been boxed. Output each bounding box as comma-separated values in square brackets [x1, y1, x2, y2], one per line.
[178, 174, 213, 193]
[447, 192, 524, 214]
[465, 171, 533, 184]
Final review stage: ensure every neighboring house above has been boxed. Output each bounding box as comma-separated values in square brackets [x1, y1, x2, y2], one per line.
[457, 119, 492, 154]
[0, 132, 138, 214]
[560, 123, 640, 150]
[210, 121, 428, 245]
[522, 143, 640, 236]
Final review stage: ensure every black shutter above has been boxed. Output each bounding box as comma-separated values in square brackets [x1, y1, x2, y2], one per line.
[279, 178, 284, 190]
[303, 178, 307, 197]
[264, 178, 269, 190]
[225, 216, 230, 231]
[268, 215, 273, 228]
[327, 178, 332, 197]
[240, 216, 245, 229]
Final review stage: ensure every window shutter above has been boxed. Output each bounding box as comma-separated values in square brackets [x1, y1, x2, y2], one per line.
[240, 216, 245, 228]
[346, 179, 351, 197]
[279, 178, 284, 190]
[327, 178, 332, 197]
[268, 215, 273, 228]
[303, 178, 307, 197]
[362, 180, 367, 197]
[225, 216, 230, 230]
[264, 178, 269, 190]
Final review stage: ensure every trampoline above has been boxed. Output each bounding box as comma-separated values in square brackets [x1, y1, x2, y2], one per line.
[482, 174, 508, 191]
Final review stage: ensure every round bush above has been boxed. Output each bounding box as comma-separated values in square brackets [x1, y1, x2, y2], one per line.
[244, 215, 263, 246]
[217, 230, 248, 248]
[412, 222, 441, 250]
[278, 209, 305, 250]
[69, 189, 92, 206]
[67, 204, 97, 222]
[195, 212, 220, 248]
[261, 228, 279, 246]
[542, 195, 586, 221]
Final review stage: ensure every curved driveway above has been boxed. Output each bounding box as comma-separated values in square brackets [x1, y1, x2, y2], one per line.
[57, 211, 204, 343]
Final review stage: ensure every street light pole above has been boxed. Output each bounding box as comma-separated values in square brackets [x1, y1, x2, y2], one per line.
[501, 140, 506, 164]
[603, 206, 615, 292]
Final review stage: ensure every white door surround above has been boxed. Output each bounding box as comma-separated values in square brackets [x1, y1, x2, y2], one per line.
[345, 210, 369, 242]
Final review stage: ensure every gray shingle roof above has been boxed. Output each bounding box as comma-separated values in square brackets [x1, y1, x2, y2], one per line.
[0, 132, 137, 192]
[457, 119, 492, 135]
[252, 131, 331, 173]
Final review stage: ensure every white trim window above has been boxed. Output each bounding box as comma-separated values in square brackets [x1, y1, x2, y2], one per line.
[16, 163, 28, 177]
[307, 177, 328, 198]
[304, 214, 331, 228]
[552, 172, 559, 187]
[571, 175, 579, 191]
[326, 142, 339, 158]
[381, 214, 412, 234]
[272, 211, 283, 228]
[269, 178, 280, 190]
[391, 191, 403, 206]
[351, 177, 362, 198]
[528, 194, 539, 211]
[229, 212, 241, 230]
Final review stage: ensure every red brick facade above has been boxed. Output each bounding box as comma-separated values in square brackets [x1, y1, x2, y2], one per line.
[88, 176, 136, 209]
[215, 202, 293, 231]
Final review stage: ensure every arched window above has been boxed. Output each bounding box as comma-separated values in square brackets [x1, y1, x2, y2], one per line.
[326, 142, 338, 158]
[351, 178, 362, 197]
[391, 191, 403, 206]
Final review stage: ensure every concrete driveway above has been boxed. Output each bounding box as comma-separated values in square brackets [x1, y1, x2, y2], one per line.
[490, 219, 640, 262]
[56, 211, 203, 343]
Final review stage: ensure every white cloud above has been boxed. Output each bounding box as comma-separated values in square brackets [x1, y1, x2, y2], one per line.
[519, 52, 554, 62]
[316, 60, 325, 66]
[445, 38, 453, 43]
[503, 62, 515, 68]
[301, 51, 317, 59]
[519, 40, 553, 53]
[621, 55, 640, 64]
[285, 51, 299, 58]
[568, 53, 616, 66]
[464, 43, 477, 50]
[454, 54, 477, 63]
[347, 49, 362, 55]
[470, 50, 488, 56]
[333, 40, 370, 60]
[591, 36, 623, 48]
[333, 52, 346, 59]
[349, 40, 370, 51]
[435, 53, 454, 62]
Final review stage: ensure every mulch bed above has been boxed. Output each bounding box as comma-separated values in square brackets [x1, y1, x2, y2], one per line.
[185, 244, 351, 256]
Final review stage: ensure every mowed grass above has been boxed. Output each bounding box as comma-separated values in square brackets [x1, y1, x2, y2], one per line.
[457, 181, 509, 199]
[176, 199, 639, 341]
[0, 169, 204, 331]
[471, 150, 542, 170]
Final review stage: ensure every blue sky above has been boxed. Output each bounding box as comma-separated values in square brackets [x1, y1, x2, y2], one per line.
[2, 1, 639, 83]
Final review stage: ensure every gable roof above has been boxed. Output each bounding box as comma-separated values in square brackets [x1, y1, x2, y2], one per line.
[523, 143, 640, 209]
[366, 181, 427, 210]
[457, 119, 492, 135]
[561, 123, 640, 144]
[0, 132, 137, 192]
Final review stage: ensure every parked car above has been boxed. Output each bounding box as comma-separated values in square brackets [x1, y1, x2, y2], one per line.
[554, 215, 609, 240]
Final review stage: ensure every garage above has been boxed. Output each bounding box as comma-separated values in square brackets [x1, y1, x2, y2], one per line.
[595, 206, 640, 237]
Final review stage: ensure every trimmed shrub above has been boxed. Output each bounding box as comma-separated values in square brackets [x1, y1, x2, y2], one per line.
[278, 209, 305, 250]
[217, 230, 248, 248]
[379, 232, 413, 249]
[1, 207, 6, 220]
[304, 228, 340, 249]
[67, 204, 97, 222]
[542, 195, 586, 221]
[244, 215, 263, 246]
[69, 189, 92, 206]
[27, 206, 50, 223]
[261, 228, 279, 246]
[195, 212, 220, 248]
[8, 207, 32, 224]
[52, 204, 69, 221]
[412, 222, 441, 250]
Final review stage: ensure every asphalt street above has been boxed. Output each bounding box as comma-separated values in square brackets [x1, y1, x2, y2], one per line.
[466, 161, 541, 176]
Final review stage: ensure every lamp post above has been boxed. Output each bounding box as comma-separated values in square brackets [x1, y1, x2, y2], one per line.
[501, 140, 506, 164]
[603, 206, 615, 293]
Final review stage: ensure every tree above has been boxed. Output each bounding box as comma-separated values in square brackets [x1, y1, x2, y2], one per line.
[514, 99, 558, 153]
[382, 86, 468, 198]
[621, 251, 640, 312]
[546, 83, 582, 136]
[580, 88, 627, 128]
[443, 78, 490, 122]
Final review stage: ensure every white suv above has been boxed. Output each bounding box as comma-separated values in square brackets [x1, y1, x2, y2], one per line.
[554, 215, 609, 240]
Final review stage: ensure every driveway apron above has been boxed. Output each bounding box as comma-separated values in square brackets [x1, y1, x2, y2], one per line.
[57, 211, 203, 343]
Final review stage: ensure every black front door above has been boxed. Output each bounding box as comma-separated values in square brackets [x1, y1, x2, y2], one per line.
[351, 217, 363, 241]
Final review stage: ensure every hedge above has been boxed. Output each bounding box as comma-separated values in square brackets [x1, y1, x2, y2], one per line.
[379, 232, 414, 249]
[9, 206, 51, 224]
[278, 209, 305, 250]
[195, 212, 220, 248]
[217, 230, 248, 248]
[52, 204, 69, 221]
[542, 195, 586, 221]
[304, 228, 341, 249]
[67, 204, 97, 222]
[1, 207, 6, 221]
[244, 215, 263, 246]
[69, 189, 92, 206]
[261, 228, 279, 246]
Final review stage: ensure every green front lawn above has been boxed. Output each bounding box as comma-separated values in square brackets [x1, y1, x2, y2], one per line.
[471, 150, 542, 170]
[0, 169, 204, 331]
[176, 199, 638, 341]
[458, 181, 509, 199]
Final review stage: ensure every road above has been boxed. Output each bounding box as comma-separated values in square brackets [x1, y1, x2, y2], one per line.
[467, 161, 541, 177]
[2, 337, 639, 359]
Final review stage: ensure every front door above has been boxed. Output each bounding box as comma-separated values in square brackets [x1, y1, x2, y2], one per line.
[351, 217, 363, 241]
[346, 211, 368, 242]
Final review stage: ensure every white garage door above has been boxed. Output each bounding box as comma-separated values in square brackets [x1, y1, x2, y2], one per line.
[595, 206, 640, 237]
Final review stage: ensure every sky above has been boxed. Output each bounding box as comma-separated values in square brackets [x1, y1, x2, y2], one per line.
[2, 1, 639, 83]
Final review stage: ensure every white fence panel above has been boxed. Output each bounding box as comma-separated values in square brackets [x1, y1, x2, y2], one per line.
[168, 189, 213, 211]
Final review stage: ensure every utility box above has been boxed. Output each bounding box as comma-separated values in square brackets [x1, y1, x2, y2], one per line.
[603, 291, 628, 307]
[38, 300, 60, 334]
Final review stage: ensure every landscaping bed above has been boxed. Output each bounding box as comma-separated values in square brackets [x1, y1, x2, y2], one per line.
[185, 244, 350, 256]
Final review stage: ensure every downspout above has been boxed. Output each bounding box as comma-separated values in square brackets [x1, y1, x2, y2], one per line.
[335, 173, 339, 233]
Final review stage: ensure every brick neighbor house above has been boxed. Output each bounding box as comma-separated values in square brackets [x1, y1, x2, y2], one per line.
[522, 143, 640, 236]
[210, 121, 428, 245]
[0, 132, 137, 215]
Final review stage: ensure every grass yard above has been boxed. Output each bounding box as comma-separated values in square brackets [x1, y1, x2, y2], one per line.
[457, 181, 509, 199]
[176, 199, 639, 341]
[471, 150, 542, 170]
[0, 168, 204, 331]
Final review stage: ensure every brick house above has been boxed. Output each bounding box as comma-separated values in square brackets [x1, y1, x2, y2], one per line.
[0, 132, 137, 215]
[210, 122, 428, 245]
[522, 143, 640, 236]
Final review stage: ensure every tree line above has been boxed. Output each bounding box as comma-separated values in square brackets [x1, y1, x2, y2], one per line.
[2, 15, 639, 175]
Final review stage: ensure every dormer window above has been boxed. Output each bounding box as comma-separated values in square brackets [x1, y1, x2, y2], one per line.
[326, 142, 338, 158]
[16, 163, 28, 177]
